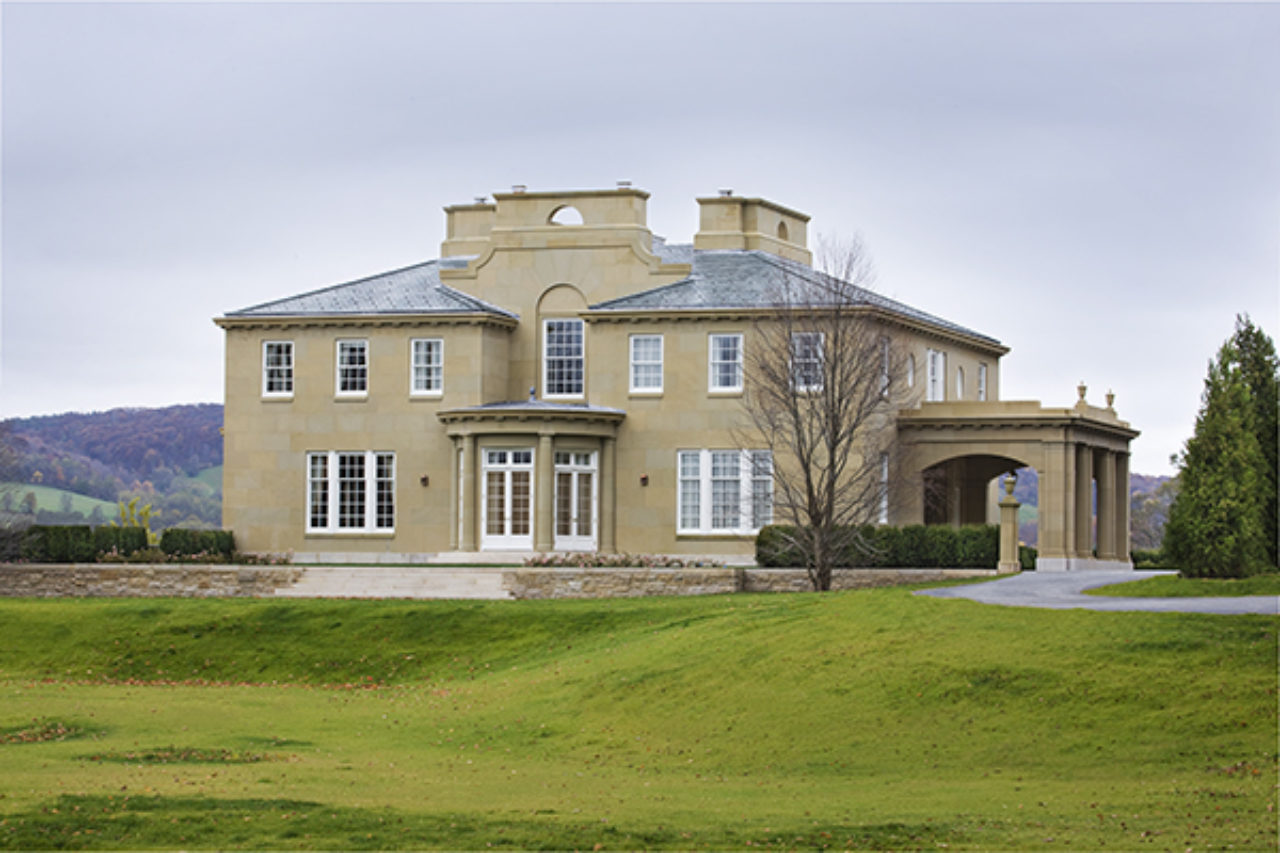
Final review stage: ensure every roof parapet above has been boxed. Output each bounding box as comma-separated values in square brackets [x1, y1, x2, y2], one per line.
[694, 194, 812, 265]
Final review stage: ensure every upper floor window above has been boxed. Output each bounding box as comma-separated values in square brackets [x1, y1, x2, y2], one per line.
[306, 450, 395, 533]
[907, 354, 916, 388]
[262, 341, 293, 397]
[978, 363, 988, 401]
[926, 349, 946, 402]
[411, 338, 443, 396]
[544, 318, 585, 398]
[956, 367, 966, 399]
[709, 333, 743, 392]
[336, 339, 369, 396]
[629, 334, 663, 393]
[791, 332, 824, 392]
[879, 337, 891, 395]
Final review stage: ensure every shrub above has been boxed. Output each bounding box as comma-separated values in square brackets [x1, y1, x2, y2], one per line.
[20, 526, 96, 563]
[160, 528, 236, 559]
[755, 525, 802, 568]
[91, 526, 148, 558]
[755, 523, 1002, 569]
[1019, 545, 1038, 571]
[955, 525, 999, 568]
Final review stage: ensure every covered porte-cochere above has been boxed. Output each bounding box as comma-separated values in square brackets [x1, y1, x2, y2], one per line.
[437, 401, 625, 554]
[896, 389, 1140, 572]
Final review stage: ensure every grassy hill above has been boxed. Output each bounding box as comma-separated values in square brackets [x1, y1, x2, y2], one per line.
[0, 482, 118, 517]
[0, 589, 1273, 849]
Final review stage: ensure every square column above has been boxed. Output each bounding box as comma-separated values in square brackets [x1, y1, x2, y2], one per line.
[535, 433, 554, 552]
[1037, 440, 1076, 566]
[600, 436, 616, 553]
[1074, 443, 1093, 557]
[1096, 450, 1117, 559]
[1115, 452, 1131, 562]
[459, 434, 477, 551]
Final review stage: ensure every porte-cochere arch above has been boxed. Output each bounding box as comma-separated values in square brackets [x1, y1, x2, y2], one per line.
[896, 393, 1138, 571]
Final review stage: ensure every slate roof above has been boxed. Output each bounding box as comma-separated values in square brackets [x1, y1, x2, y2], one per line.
[225, 258, 517, 319]
[589, 250, 998, 344]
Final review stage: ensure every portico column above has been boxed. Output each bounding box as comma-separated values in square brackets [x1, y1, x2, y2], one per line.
[1074, 443, 1093, 558]
[459, 434, 476, 552]
[600, 436, 616, 553]
[1096, 450, 1117, 560]
[1037, 441, 1075, 568]
[449, 438, 460, 550]
[1115, 452, 1131, 563]
[535, 433, 554, 552]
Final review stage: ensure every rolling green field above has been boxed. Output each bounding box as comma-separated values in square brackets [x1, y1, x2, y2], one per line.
[0, 483, 117, 516]
[0, 589, 1275, 850]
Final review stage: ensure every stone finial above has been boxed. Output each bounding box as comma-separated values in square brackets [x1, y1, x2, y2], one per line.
[1106, 389, 1115, 409]
[1004, 473, 1017, 498]
[1077, 381, 1087, 403]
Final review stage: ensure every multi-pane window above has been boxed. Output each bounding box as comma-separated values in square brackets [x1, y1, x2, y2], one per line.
[411, 338, 443, 395]
[977, 363, 988, 401]
[677, 449, 773, 535]
[544, 319, 585, 397]
[336, 340, 369, 395]
[306, 450, 394, 532]
[926, 349, 946, 402]
[791, 332, 824, 392]
[629, 334, 663, 392]
[709, 334, 743, 392]
[263, 341, 294, 397]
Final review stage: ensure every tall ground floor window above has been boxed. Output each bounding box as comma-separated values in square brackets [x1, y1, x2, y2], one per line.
[306, 451, 395, 533]
[677, 449, 772, 535]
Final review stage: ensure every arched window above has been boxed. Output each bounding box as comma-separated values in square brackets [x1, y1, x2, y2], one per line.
[907, 354, 916, 388]
[548, 205, 584, 226]
[956, 367, 965, 399]
[776, 221, 789, 241]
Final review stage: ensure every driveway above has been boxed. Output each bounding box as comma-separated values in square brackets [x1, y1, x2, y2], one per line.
[915, 571, 1279, 615]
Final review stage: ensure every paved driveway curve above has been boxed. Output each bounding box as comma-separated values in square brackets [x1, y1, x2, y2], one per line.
[915, 571, 1279, 615]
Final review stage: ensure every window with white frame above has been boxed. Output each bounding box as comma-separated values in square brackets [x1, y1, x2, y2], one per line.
[791, 332, 824, 392]
[336, 339, 369, 395]
[956, 366, 965, 400]
[677, 449, 772, 535]
[544, 318, 585, 397]
[629, 334, 663, 393]
[907, 354, 916, 388]
[879, 337, 891, 395]
[708, 334, 743, 392]
[926, 349, 946, 401]
[411, 338, 443, 395]
[306, 451, 394, 532]
[878, 452, 890, 524]
[978, 363, 988, 401]
[262, 341, 293, 397]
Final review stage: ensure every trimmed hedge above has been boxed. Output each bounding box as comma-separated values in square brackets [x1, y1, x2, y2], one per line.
[16, 525, 233, 563]
[756, 523, 1000, 569]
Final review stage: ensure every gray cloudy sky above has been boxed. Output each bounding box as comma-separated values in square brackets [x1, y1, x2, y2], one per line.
[2, 2, 1277, 475]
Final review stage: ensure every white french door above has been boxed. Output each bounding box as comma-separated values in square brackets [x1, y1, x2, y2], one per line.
[481, 448, 534, 549]
[554, 451, 597, 551]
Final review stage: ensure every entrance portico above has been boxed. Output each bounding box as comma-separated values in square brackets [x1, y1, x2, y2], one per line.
[438, 401, 625, 554]
[897, 389, 1139, 571]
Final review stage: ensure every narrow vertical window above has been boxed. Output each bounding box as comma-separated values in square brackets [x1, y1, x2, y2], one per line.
[878, 452, 890, 524]
[678, 451, 701, 531]
[263, 341, 294, 397]
[375, 453, 395, 529]
[411, 338, 443, 395]
[927, 349, 946, 402]
[956, 367, 965, 400]
[337, 453, 366, 528]
[978, 363, 988, 401]
[751, 450, 773, 529]
[907, 354, 916, 388]
[544, 319, 585, 397]
[710, 451, 741, 530]
[879, 337, 890, 395]
[629, 334, 663, 392]
[307, 453, 329, 529]
[791, 332, 824, 392]
[709, 334, 743, 392]
[336, 340, 369, 395]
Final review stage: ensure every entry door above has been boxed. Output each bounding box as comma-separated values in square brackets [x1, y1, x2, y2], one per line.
[481, 448, 534, 550]
[554, 451, 597, 551]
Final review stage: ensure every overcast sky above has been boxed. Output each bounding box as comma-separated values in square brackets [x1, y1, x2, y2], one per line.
[2, 2, 1277, 475]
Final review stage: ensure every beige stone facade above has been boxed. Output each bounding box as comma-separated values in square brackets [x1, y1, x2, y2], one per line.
[216, 185, 1136, 569]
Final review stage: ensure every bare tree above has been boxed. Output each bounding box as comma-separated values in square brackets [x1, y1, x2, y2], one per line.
[738, 238, 913, 590]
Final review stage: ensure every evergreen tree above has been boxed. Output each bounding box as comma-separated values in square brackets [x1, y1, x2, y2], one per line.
[1221, 315, 1278, 567]
[1164, 323, 1273, 577]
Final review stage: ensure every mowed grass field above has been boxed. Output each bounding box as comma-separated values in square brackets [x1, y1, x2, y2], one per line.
[0, 588, 1274, 850]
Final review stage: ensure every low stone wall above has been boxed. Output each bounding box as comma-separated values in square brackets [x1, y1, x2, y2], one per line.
[0, 564, 302, 598]
[502, 567, 994, 599]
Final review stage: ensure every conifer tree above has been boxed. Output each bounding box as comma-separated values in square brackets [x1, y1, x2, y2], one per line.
[1221, 315, 1278, 567]
[1163, 320, 1274, 577]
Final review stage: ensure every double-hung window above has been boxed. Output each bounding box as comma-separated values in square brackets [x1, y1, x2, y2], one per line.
[677, 449, 773, 534]
[708, 333, 743, 392]
[926, 349, 946, 402]
[629, 334, 663, 393]
[977, 363, 988, 401]
[411, 338, 443, 396]
[262, 341, 293, 397]
[791, 331, 824, 392]
[544, 318, 585, 398]
[306, 450, 395, 533]
[336, 339, 369, 396]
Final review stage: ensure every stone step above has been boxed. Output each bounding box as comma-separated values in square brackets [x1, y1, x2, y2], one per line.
[273, 568, 512, 600]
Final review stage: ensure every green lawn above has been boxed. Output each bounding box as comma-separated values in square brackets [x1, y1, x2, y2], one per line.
[0, 483, 117, 517]
[0, 590, 1274, 850]
[1088, 572, 1280, 598]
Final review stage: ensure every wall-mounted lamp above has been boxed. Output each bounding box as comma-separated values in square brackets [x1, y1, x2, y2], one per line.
[640, 474, 649, 487]
[420, 475, 430, 487]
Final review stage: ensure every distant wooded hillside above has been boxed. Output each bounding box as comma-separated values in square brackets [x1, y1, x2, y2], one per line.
[1001, 467, 1175, 549]
[1, 404, 223, 529]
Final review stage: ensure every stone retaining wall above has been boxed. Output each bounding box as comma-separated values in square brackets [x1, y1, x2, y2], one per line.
[0, 564, 302, 598]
